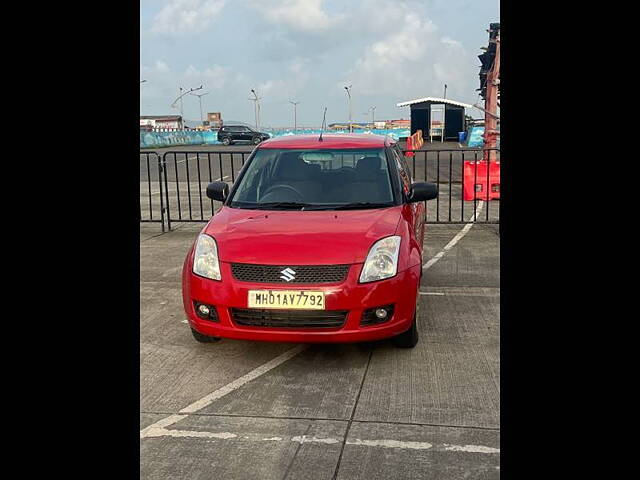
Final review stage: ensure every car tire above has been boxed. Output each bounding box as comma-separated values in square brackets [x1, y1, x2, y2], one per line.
[392, 313, 419, 348]
[222, 137, 232, 146]
[393, 290, 419, 349]
[252, 136, 262, 145]
[191, 328, 221, 343]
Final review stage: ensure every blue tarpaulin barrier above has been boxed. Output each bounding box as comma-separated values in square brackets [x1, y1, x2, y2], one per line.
[466, 126, 484, 147]
[140, 128, 412, 149]
[140, 130, 218, 149]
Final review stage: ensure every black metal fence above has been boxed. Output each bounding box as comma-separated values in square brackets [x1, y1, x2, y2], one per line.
[139, 152, 166, 231]
[140, 148, 500, 231]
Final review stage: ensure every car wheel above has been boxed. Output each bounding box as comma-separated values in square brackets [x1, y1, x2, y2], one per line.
[191, 328, 221, 343]
[392, 313, 418, 348]
[252, 136, 262, 145]
[222, 137, 232, 146]
[392, 293, 419, 348]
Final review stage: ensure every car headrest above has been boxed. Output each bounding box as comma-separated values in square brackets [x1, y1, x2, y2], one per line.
[356, 156, 382, 180]
[277, 152, 311, 180]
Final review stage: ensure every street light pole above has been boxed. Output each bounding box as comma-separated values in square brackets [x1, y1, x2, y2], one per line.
[250, 89, 262, 130]
[170, 85, 203, 129]
[191, 91, 210, 125]
[140, 80, 147, 115]
[371, 106, 376, 127]
[289, 100, 299, 132]
[344, 85, 352, 133]
[179, 87, 184, 124]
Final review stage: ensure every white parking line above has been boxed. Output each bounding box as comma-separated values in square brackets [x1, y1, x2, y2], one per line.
[140, 427, 499, 453]
[140, 344, 308, 438]
[443, 444, 500, 453]
[422, 201, 484, 270]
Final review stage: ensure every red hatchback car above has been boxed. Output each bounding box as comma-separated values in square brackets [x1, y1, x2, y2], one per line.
[182, 134, 437, 348]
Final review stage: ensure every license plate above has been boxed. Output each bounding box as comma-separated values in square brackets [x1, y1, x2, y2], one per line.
[248, 290, 325, 310]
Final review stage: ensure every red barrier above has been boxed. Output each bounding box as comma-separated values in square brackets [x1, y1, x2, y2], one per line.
[405, 135, 414, 157]
[463, 161, 500, 201]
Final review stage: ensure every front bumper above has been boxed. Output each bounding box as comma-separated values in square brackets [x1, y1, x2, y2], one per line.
[182, 262, 421, 343]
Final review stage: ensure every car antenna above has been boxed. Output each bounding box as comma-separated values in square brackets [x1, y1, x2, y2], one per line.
[319, 107, 327, 141]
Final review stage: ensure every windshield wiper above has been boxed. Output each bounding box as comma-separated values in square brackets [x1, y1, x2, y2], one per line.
[250, 202, 312, 210]
[330, 202, 393, 210]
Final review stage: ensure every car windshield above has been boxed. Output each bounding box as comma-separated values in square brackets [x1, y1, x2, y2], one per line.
[229, 148, 395, 210]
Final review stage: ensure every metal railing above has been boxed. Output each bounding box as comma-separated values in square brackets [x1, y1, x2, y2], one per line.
[402, 148, 500, 224]
[139, 152, 166, 231]
[140, 148, 500, 231]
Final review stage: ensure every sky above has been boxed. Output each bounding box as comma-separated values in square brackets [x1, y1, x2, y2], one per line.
[140, 0, 499, 128]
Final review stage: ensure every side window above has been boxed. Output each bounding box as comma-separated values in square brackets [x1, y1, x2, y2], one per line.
[391, 147, 411, 195]
[395, 145, 413, 183]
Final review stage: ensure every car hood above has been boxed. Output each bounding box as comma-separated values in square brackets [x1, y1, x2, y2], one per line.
[204, 206, 402, 265]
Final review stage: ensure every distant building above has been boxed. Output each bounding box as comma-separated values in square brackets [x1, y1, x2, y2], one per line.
[207, 112, 223, 128]
[396, 97, 470, 141]
[384, 119, 410, 129]
[140, 115, 183, 130]
[328, 122, 373, 130]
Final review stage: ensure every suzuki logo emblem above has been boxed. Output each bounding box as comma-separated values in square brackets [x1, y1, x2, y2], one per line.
[280, 268, 296, 282]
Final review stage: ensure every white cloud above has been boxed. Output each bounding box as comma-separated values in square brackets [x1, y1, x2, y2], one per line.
[254, 0, 343, 33]
[152, 0, 226, 34]
[184, 64, 229, 90]
[155, 61, 169, 73]
[341, 7, 477, 104]
[140, 61, 231, 117]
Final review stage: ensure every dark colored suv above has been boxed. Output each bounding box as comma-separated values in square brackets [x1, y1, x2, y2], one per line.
[218, 125, 270, 146]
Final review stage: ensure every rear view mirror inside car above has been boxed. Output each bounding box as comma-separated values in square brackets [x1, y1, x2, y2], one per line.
[301, 152, 335, 163]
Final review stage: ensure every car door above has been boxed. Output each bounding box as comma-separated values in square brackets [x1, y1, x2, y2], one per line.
[238, 127, 252, 142]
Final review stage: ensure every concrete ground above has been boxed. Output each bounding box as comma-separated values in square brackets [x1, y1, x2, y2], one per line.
[140, 220, 500, 479]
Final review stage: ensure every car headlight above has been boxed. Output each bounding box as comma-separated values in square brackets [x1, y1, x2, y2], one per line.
[359, 236, 401, 283]
[192, 234, 221, 280]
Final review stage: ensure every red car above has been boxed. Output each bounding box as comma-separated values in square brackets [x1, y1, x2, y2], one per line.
[182, 134, 437, 348]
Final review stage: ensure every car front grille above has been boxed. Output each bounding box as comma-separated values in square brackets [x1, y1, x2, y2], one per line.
[231, 308, 348, 328]
[231, 263, 350, 284]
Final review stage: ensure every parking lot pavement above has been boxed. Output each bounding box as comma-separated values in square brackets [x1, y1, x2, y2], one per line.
[140, 222, 500, 479]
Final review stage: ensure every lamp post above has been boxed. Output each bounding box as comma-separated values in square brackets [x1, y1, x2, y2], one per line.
[140, 80, 147, 115]
[289, 100, 299, 132]
[171, 85, 203, 129]
[250, 89, 262, 130]
[191, 91, 210, 125]
[344, 85, 352, 133]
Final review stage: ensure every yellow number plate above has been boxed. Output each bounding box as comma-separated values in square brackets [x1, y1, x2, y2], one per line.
[248, 290, 325, 310]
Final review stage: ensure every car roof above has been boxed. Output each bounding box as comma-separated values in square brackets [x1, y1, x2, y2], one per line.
[258, 134, 395, 149]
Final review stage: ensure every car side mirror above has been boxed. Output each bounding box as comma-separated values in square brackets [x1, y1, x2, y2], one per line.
[409, 182, 438, 202]
[206, 181, 229, 202]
